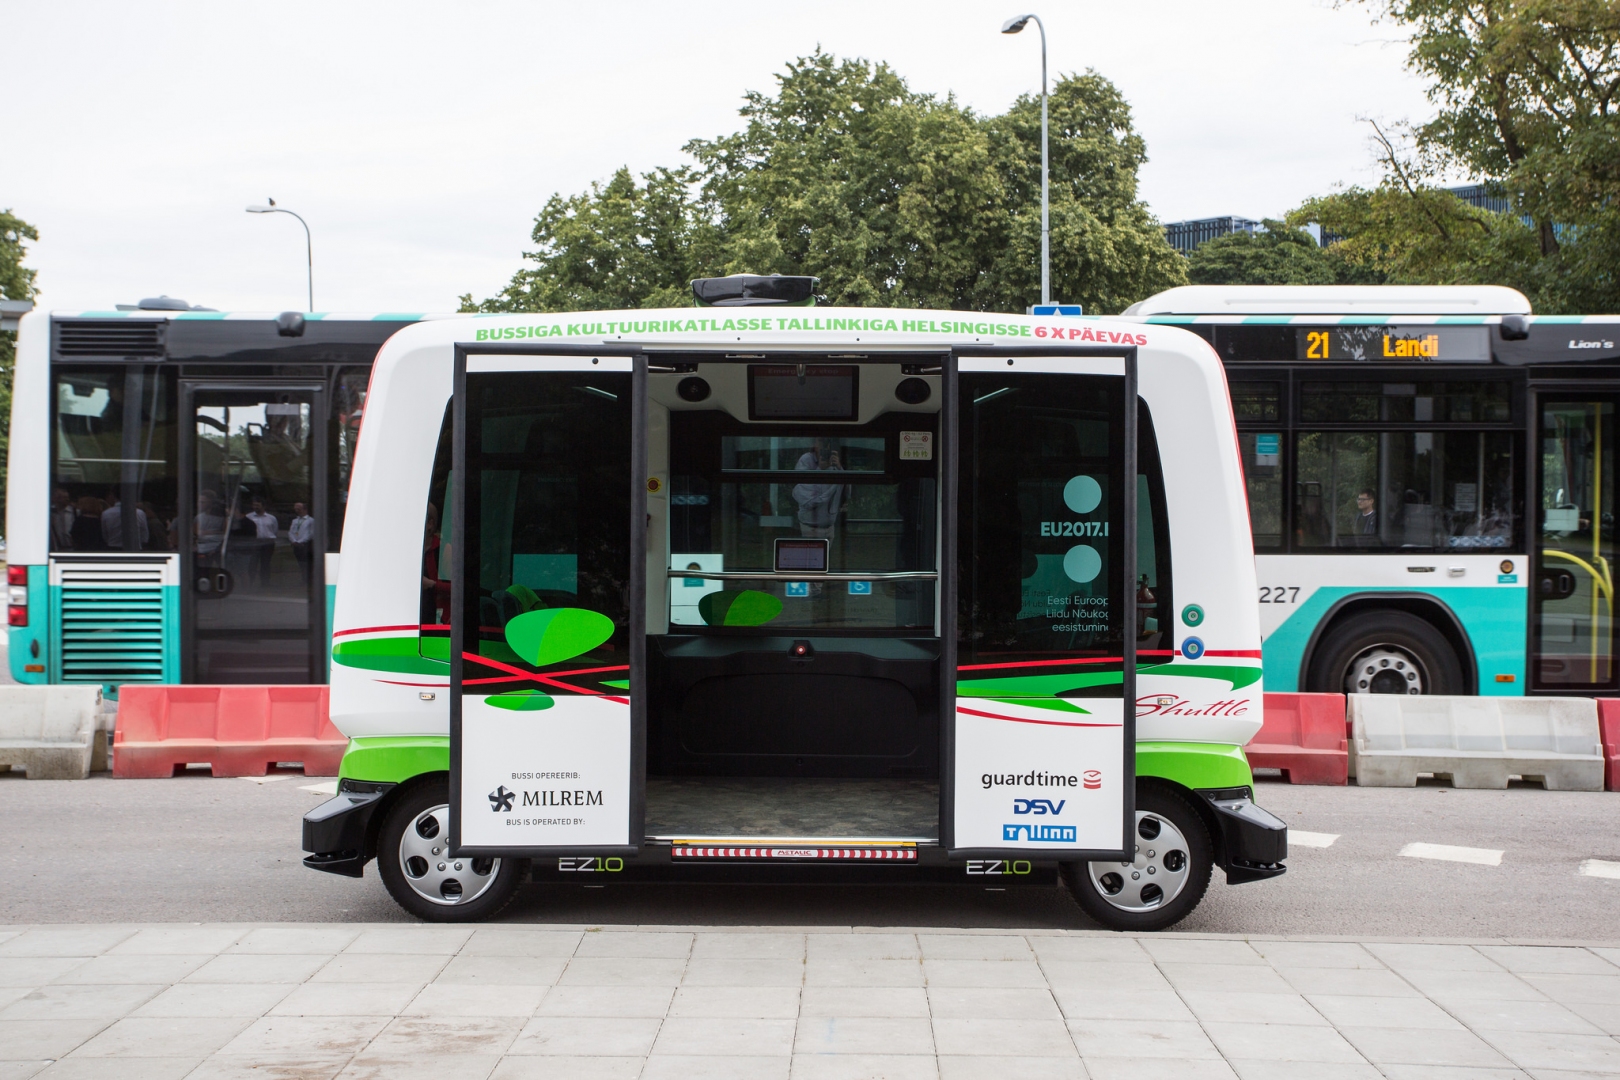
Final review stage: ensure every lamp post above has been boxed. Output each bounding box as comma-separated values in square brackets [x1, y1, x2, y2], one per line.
[246, 199, 313, 311]
[1001, 13, 1048, 306]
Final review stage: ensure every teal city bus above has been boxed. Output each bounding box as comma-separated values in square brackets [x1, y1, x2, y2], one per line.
[1123, 285, 1620, 698]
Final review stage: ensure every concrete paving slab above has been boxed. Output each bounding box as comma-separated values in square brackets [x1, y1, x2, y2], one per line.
[642, 1055, 790, 1079]
[0, 929, 134, 957]
[36, 1057, 203, 1079]
[669, 986, 801, 1018]
[794, 1015, 936, 1055]
[4, 924, 1620, 1077]
[936, 1056, 1086, 1079]
[532, 985, 673, 1017]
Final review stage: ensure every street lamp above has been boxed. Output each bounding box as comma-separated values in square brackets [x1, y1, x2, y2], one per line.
[1002, 13, 1049, 306]
[246, 199, 313, 311]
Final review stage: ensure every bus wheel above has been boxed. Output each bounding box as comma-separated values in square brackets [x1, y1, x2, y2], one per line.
[1061, 786, 1212, 932]
[377, 780, 527, 922]
[1308, 610, 1463, 695]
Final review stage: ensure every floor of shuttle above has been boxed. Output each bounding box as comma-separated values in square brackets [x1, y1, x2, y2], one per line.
[644, 777, 940, 840]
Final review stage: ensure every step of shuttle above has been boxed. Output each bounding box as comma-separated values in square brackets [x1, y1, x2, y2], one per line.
[0, 685, 104, 780]
[1350, 695, 1605, 790]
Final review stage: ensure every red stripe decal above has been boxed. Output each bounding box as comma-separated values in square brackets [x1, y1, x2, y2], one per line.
[333, 623, 423, 639]
[956, 705, 1123, 728]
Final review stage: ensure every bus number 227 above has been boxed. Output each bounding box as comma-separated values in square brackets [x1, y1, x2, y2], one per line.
[1258, 587, 1300, 603]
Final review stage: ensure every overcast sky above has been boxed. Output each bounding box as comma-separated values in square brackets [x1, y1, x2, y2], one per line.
[5, 0, 1435, 313]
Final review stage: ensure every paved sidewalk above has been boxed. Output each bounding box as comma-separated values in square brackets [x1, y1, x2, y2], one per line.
[2, 925, 1619, 1079]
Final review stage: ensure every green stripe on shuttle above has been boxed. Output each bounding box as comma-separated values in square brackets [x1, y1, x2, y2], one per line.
[1136, 741, 1252, 791]
[339, 736, 450, 783]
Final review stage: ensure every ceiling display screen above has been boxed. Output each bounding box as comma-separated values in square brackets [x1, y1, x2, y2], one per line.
[749, 364, 859, 420]
[774, 537, 829, 573]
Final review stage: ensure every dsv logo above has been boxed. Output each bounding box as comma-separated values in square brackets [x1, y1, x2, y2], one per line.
[489, 785, 516, 812]
[1013, 798, 1066, 815]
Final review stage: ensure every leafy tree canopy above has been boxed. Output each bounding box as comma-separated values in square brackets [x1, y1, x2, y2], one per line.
[1186, 219, 1385, 285]
[466, 51, 1185, 315]
[0, 210, 40, 530]
[1287, 1, 1620, 312]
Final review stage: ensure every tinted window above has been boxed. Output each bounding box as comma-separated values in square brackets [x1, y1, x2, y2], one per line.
[1300, 381, 1511, 424]
[51, 365, 177, 552]
[1294, 430, 1517, 550]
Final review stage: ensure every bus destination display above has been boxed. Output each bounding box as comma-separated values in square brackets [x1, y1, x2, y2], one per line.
[1296, 326, 1491, 363]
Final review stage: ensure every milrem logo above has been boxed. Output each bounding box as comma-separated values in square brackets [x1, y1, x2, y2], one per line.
[1135, 694, 1250, 718]
[1003, 823, 1077, 842]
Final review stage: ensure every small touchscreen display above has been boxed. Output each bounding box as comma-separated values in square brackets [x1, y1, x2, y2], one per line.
[774, 538, 830, 573]
[749, 365, 859, 420]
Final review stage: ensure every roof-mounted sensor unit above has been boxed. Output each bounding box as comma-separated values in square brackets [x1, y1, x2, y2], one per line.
[691, 274, 819, 308]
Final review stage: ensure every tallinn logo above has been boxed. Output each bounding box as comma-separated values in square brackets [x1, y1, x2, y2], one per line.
[489, 785, 516, 812]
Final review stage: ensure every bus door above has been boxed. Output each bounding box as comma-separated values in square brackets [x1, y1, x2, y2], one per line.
[947, 348, 1137, 862]
[449, 346, 647, 858]
[179, 382, 326, 683]
[1532, 392, 1618, 692]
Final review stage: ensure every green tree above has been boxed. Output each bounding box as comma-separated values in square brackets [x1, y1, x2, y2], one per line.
[0, 211, 40, 531]
[468, 52, 1185, 315]
[1306, 1, 1620, 312]
[1185, 219, 1385, 285]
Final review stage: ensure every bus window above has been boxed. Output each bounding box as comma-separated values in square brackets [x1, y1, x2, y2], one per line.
[1230, 381, 1281, 423]
[959, 374, 1171, 662]
[51, 366, 177, 552]
[1299, 381, 1511, 424]
[460, 372, 633, 668]
[668, 414, 938, 631]
[1240, 432, 1284, 549]
[327, 367, 370, 551]
[1294, 430, 1517, 550]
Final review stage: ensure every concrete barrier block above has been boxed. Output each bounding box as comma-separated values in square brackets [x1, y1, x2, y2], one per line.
[0, 685, 103, 780]
[1351, 695, 1605, 790]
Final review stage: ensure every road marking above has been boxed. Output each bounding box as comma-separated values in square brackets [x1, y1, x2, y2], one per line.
[1291, 830, 1339, 848]
[300, 781, 340, 795]
[1399, 842, 1503, 866]
[237, 774, 298, 785]
[1579, 859, 1620, 880]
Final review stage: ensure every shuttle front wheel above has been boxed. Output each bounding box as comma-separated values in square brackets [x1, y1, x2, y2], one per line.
[377, 780, 528, 922]
[1061, 787, 1213, 932]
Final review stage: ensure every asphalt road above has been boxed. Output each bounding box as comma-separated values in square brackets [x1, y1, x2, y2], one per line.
[3, 771, 1616, 938]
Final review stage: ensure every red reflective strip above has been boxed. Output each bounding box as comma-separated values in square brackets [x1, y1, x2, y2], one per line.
[332, 623, 422, 638]
[1204, 649, 1263, 658]
[958, 655, 1123, 672]
[956, 705, 1122, 728]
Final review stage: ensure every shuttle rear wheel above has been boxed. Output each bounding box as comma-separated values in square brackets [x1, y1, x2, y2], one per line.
[377, 779, 528, 922]
[1061, 786, 1212, 932]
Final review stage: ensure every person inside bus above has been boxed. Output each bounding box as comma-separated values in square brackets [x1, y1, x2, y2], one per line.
[246, 498, 279, 585]
[1354, 488, 1378, 539]
[50, 488, 76, 550]
[289, 502, 316, 585]
[70, 495, 106, 551]
[792, 437, 847, 539]
[194, 491, 227, 566]
[100, 491, 149, 551]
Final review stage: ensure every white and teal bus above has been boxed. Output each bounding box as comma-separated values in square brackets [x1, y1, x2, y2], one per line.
[301, 275, 1287, 929]
[5, 302, 451, 688]
[1122, 285, 1620, 698]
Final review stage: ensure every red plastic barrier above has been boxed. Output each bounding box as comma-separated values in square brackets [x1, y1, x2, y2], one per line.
[113, 685, 344, 778]
[1598, 700, 1620, 792]
[1246, 692, 1349, 785]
